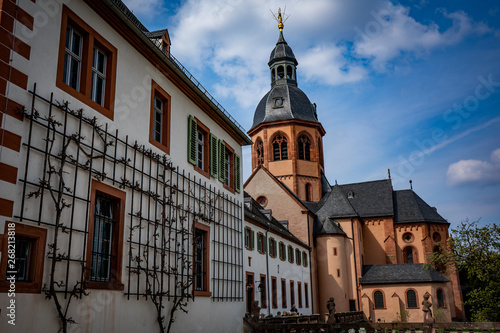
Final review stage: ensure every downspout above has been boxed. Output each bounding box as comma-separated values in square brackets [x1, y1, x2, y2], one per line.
[307, 212, 314, 314]
[349, 220, 361, 311]
[265, 224, 271, 316]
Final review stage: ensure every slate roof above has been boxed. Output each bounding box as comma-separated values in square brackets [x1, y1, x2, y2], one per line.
[251, 84, 318, 129]
[144, 29, 167, 39]
[269, 31, 298, 66]
[244, 192, 309, 249]
[359, 264, 449, 285]
[394, 190, 448, 224]
[337, 180, 394, 218]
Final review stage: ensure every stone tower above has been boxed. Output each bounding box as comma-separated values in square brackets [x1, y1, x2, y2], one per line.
[248, 17, 326, 202]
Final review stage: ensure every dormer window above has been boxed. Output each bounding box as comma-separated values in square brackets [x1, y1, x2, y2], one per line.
[347, 191, 354, 199]
[273, 97, 283, 108]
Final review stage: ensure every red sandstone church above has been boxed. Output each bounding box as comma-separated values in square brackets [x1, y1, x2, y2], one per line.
[244, 17, 465, 322]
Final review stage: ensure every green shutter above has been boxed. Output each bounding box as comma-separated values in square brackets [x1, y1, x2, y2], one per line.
[210, 134, 218, 177]
[218, 140, 226, 182]
[234, 153, 241, 193]
[251, 231, 255, 250]
[187, 115, 197, 165]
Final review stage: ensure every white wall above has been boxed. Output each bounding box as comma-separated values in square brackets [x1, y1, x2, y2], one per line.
[244, 219, 312, 317]
[0, 0, 246, 332]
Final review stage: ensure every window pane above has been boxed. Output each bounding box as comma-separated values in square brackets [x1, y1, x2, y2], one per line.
[374, 291, 384, 308]
[14, 237, 32, 281]
[91, 194, 114, 281]
[197, 131, 204, 169]
[282, 141, 288, 159]
[407, 290, 417, 307]
[194, 229, 205, 291]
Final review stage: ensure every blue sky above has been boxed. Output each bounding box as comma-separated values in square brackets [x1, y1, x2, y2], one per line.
[123, 0, 500, 228]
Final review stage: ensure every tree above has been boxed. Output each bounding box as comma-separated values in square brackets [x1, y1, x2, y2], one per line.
[426, 220, 500, 322]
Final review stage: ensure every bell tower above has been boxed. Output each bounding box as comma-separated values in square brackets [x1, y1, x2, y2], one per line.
[248, 10, 326, 202]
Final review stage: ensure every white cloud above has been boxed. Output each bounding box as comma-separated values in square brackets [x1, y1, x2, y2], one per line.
[353, 4, 490, 71]
[447, 148, 500, 186]
[135, 0, 492, 108]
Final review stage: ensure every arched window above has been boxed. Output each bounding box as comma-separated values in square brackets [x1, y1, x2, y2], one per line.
[374, 290, 384, 309]
[286, 65, 293, 79]
[271, 68, 276, 82]
[406, 289, 417, 308]
[272, 134, 288, 161]
[437, 289, 445, 308]
[403, 246, 418, 264]
[298, 134, 311, 161]
[277, 65, 284, 79]
[305, 183, 312, 201]
[256, 139, 264, 165]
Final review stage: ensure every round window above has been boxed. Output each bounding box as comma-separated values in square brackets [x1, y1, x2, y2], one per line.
[256, 196, 268, 207]
[403, 232, 414, 243]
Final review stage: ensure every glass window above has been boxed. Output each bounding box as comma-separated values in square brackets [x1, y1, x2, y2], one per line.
[197, 130, 205, 170]
[63, 26, 82, 90]
[298, 134, 311, 161]
[91, 193, 115, 281]
[153, 96, 163, 142]
[437, 289, 445, 308]
[374, 290, 384, 309]
[407, 289, 417, 308]
[194, 228, 207, 291]
[91, 47, 107, 106]
[272, 134, 288, 161]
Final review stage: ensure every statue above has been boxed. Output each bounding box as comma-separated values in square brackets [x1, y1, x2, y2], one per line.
[422, 292, 433, 322]
[327, 297, 336, 323]
[251, 300, 261, 321]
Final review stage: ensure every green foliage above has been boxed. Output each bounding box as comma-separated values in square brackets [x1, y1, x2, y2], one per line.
[425, 220, 500, 322]
[434, 307, 447, 323]
[392, 310, 410, 323]
[437, 329, 446, 333]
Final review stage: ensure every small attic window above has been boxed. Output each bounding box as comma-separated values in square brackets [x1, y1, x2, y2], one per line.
[273, 97, 283, 108]
[256, 196, 268, 207]
[347, 191, 354, 199]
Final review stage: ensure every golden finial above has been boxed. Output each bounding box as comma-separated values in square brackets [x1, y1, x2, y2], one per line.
[278, 8, 284, 31]
[271, 7, 289, 32]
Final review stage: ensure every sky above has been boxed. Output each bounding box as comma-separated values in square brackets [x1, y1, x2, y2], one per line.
[122, 0, 500, 228]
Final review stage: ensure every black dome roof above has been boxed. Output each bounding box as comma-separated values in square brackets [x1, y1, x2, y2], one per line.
[269, 32, 297, 66]
[251, 84, 318, 130]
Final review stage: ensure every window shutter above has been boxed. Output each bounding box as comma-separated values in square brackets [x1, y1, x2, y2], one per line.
[234, 153, 241, 193]
[210, 134, 218, 177]
[218, 140, 226, 182]
[251, 231, 255, 250]
[187, 115, 197, 165]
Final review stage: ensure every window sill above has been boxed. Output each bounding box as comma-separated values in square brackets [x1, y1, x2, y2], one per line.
[193, 290, 212, 297]
[56, 81, 114, 120]
[223, 184, 235, 194]
[194, 165, 210, 179]
[0, 280, 42, 293]
[149, 137, 170, 155]
[85, 280, 124, 291]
